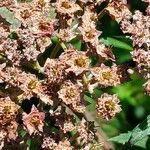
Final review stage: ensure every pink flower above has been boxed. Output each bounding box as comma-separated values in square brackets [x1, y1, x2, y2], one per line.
[59, 50, 90, 76]
[96, 93, 121, 120]
[91, 64, 121, 87]
[23, 105, 45, 135]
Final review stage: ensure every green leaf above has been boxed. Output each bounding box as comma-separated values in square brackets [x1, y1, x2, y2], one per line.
[86, 103, 96, 112]
[84, 94, 96, 104]
[109, 132, 132, 144]
[112, 114, 150, 147]
[8, 31, 18, 39]
[93, 88, 103, 97]
[101, 37, 133, 51]
[129, 114, 150, 145]
[112, 75, 147, 106]
[26, 139, 32, 147]
[0, 7, 21, 29]
[26, 139, 39, 150]
[17, 0, 32, 2]
[84, 94, 96, 112]
[134, 136, 149, 149]
[49, 6, 56, 19]
[112, 47, 132, 64]
[19, 129, 27, 138]
[51, 36, 59, 44]
[70, 38, 82, 50]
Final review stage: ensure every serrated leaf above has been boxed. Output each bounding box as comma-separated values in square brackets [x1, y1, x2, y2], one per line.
[0, 7, 21, 29]
[101, 37, 133, 51]
[129, 114, 150, 145]
[134, 136, 149, 149]
[112, 114, 150, 146]
[109, 132, 132, 144]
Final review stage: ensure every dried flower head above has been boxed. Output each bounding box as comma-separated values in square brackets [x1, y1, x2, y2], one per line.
[0, 0, 130, 148]
[58, 81, 86, 113]
[17, 29, 35, 49]
[12, 3, 33, 27]
[55, 139, 72, 150]
[121, 11, 150, 49]
[79, 24, 101, 45]
[95, 44, 115, 60]
[55, 0, 81, 16]
[60, 50, 90, 75]
[62, 121, 75, 133]
[58, 81, 81, 105]
[0, 97, 19, 125]
[132, 48, 150, 79]
[44, 58, 66, 84]
[96, 93, 121, 120]
[23, 105, 45, 135]
[105, 0, 131, 22]
[57, 28, 76, 42]
[36, 36, 51, 52]
[5, 121, 18, 140]
[144, 79, 150, 96]
[76, 119, 94, 145]
[33, 0, 51, 9]
[32, 18, 54, 36]
[0, 38, 21, 65]
[42, 137, 57, 149]
[91, 64, 121, 87]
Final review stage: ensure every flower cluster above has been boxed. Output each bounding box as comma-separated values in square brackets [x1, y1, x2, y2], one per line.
[121, 0, 150, 95]
[0, 0, 139, 149]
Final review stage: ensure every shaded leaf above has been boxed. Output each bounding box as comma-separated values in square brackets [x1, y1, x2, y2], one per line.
[26, 139, 32, 147]
[8, 31, 18, 39]
[86, 103, 96, 112]
[19, 129, 27, 138]
[70, 38, 82, 50]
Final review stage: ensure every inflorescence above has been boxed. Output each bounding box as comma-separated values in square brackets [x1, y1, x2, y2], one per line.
[0, 0, 149, 149]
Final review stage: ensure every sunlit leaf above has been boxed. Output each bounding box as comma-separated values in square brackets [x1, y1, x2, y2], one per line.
[101, 37, 133, 51]
[109, 132, 131, 144]
[49, 7, 56, 19]
[0, 7, 21, 29]
[129, 114, 150, 145]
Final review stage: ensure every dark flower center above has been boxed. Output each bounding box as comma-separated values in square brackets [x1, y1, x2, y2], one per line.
[21, 9, 31, 19]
